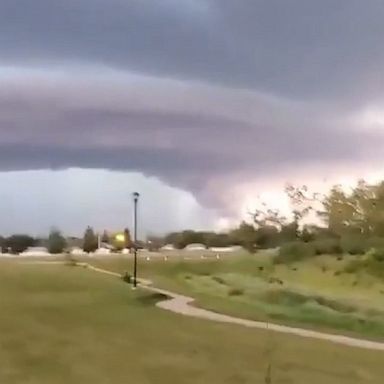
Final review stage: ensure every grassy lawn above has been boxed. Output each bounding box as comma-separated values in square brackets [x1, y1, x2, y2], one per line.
[89, 252, 384, 340]
[0, 260, 384, 383]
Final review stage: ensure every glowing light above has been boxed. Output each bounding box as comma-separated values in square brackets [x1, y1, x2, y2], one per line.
[115, 233, 125, 242]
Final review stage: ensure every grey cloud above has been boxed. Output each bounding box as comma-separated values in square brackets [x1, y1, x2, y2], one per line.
[0, 72, 382, 213]
[1, 1, 384, 215]
[2, 1, 384, 100]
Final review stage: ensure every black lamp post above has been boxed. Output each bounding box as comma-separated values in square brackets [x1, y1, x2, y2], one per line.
[133, 192, 140, 288]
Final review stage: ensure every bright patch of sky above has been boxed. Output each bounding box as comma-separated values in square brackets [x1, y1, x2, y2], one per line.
[0, 169, 217, 237]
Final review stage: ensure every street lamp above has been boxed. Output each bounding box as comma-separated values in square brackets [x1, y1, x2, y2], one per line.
[132, 192, 140, 288]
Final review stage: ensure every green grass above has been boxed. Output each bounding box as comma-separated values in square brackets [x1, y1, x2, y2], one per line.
[89, 253, 384, 340]
[0, 260, 384, 383]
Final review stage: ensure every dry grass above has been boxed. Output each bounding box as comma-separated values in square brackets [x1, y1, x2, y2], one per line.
[0, 260, 384, 383]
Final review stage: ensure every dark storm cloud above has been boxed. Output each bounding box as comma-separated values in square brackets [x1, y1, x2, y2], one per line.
[2, 0, 384, 99]
[1, 1, 384, 211]
[0, 71, 382, 211]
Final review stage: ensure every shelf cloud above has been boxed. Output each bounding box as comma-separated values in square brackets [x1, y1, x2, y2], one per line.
[1, 1, 384, 231]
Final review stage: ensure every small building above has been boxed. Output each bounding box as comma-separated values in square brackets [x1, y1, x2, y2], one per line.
[94, 247, 111, 255]
[70, 247, 86, 256]
[100, 242, 114, 250]
[160, 244, 175, 251]
[19, 247, 51, 257]
[209, 245, 243, 253]
[184, 243, 206, 251]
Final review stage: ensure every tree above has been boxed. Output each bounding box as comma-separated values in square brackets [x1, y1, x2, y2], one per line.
[315, 179, 384, 239]
[320, 185, 360, 237]
[6, 235, 35, 254]
[256, 225, 280, 248]
[164, 230, 207, 249]
[300, 226, 315, 242]
[101, 230, 110, 244]
[124, 228, 132, 248]
[251, 204, 286, 229]
[279, 222, 299, 242]
[83, 226, 98, 253]
[205, 232, 232, 248]
[352, 180, 384, 237]
[229, 222, 258, 252]
[48, 228, 66, 254]
[146, 235, 164, 251]
[0, 236, 5, 253]
[164, 232, 182, 247]
[284, 183, 316, 238]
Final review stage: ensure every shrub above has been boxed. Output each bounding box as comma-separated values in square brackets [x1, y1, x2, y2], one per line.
[314, 296, 355, 313]
[274, 241, 315, 264]
[340, 235, 366, 255]
[48, 228, 66, 254]
[268, 277, 284, 285]
[121, 272, 132, 284]
[228, 287, 244, 296]
[344, 251, 384, 278]
[344, 259, 364, 274]
[368, 247, 384, 262]
[366, 237, 384, 250]
[212, 276, 226, 285]
[262, 289, 307, 305]
[137, 292, 168, 306]
[312, 238, 342, 255]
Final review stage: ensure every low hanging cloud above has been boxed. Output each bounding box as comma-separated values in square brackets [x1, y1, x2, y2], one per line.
[1, 69, 383, 214]
[1, 1, 384, 216]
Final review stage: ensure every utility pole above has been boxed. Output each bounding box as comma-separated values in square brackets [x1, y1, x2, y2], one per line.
[133, 192, 140, 288]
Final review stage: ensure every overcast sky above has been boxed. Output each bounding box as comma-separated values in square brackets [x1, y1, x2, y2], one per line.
[1, 0, 384, 236]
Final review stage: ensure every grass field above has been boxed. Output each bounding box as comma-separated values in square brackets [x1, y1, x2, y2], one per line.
[89, 252, 384, 340]
[0, 260, 384, 383]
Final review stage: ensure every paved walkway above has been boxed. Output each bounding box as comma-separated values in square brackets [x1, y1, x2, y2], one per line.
[23, 261, 384, 351]
[84, 263, 384, 351]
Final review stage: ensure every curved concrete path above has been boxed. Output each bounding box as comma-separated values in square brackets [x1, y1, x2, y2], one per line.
[149, 285, 384, 351]
[37, 262, 384, 351]
[83, 264, 384, 351]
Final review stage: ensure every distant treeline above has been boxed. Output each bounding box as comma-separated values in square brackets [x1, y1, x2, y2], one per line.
[0, 227, 133, 254]
[4, 180, 384, 258]
[149, 180, 384, 256]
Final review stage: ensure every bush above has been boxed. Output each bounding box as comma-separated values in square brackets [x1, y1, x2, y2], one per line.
[366, 237, 384, 250]
[344, 260, 362, 274]
[212, 276, 226, 285]
[48, 229, 66, 254]
[228, 287, 244, 296]
[268, 277, 284, 285]
[312, 238, 342, 255]
[121, 272, 132, 284]
[137, 292, 168, 305]
[344, 250, 384, 278]
[274, 241, 315, 264]
[340, 236, 366, 255]
[261, 290, 356, 313]
[368, 247, 384, 262]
